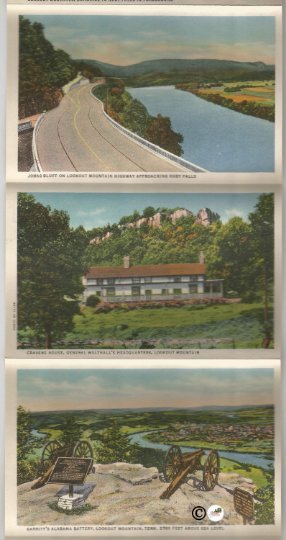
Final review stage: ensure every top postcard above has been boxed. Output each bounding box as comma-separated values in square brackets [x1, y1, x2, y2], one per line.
[6, 4, 283, 184]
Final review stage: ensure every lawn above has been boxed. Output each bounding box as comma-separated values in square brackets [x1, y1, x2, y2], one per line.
[64, 302, 272, 349]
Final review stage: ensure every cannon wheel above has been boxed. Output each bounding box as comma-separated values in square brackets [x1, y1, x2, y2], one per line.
[73, 440, 93, 459]
[163, 446, 183, 482]
[41, 440, 62, 472]
[203, 450, 220, 491]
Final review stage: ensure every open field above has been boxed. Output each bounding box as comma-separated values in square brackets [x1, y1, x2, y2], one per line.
[176, 80, 275, 122]
[61, 302, 273, 349]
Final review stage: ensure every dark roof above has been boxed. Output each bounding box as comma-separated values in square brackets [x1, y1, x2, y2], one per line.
[86, 263, 206, 279]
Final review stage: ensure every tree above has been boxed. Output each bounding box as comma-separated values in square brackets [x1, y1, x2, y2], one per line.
[17, 194, 85, 348]
[96, 421, 139, 464]
[17, 406, 41, 485]
[248, 194, 274, 345]
[59, 416, 83, 448]
[19, 16, 77, 118]
[207, 217, 252, 296]
[123, 98, 150, 137]
[142, 206, 156, 218]
[144, 114, 183, 156]
[255, 470, 274, 524]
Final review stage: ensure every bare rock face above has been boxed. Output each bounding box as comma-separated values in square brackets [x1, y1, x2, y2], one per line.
[196, 208, 211, 227]
[135, 217, 148, 228]
[170, 208, 193, 223]
[148, 212, 162, 228]
[89, 231, 113, 245]
[17, 462, 256, 527]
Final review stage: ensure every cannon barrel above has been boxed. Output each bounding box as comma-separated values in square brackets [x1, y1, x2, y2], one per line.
[181, 448, 205, 466]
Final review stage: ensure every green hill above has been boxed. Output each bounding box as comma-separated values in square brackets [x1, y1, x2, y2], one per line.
[78, 58, 275, 84]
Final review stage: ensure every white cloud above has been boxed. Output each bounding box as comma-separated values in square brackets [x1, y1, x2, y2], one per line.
[76, 208, 107, 217]
[223, 208, 247, 222]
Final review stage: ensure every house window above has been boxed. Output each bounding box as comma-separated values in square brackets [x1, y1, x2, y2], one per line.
[143, 277, 151, 283]
[131, 286, 141, 296]
[204, 284, 211, 294]
[105, 287, 115, 296]
[107, 278, 115, 285]
[161, 289, 168, 295]
[173, 288, 182, 295]
[189, 275, 196, 282]
[189, 284, 197, 293]
[174, 277, 182, 283]
[132, 277, 141, 283]
[97, 278, 104, 285]
[145, 290, 152, 297]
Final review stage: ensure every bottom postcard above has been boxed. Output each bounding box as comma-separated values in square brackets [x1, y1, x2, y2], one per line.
[5, 359, 281, 538]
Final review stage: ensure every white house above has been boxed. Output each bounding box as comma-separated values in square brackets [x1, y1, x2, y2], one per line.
[83, 256, 223, 303]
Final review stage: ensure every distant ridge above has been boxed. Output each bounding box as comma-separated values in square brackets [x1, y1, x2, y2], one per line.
[31, 404, 273, 415]
[77, 58, 275, 78]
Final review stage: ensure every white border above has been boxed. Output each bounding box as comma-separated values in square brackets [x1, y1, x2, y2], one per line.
[6, 4, 283, 184]
[5, 358, 281, 539]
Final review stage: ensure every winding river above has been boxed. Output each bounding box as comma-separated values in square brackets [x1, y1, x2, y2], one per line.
[129, 430, 273, 470]
[31, 427, 273, 470]
[127, 85, 274, 173]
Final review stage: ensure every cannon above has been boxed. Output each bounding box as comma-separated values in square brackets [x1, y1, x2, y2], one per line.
[160, 445, 219, 499]
[31, 439, 93, 490]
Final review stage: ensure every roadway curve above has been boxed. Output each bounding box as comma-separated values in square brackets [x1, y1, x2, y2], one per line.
[35, 83, 193, 173]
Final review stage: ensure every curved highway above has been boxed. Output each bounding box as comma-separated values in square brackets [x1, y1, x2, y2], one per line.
[35, 83, 194, 173]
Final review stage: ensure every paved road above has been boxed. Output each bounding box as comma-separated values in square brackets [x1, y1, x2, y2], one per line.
[35, 84, 194, 172]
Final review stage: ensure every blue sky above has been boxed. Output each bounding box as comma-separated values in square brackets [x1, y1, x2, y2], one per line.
[26, 192, 263, 230]
[25, 15, 275, 65]
[18, 368, 274, 411]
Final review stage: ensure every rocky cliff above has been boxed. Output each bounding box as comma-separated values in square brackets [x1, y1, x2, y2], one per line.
[89, 207, 219, 245]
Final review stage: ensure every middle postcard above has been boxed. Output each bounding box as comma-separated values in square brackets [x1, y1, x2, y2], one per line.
[6, 184, 281, 360]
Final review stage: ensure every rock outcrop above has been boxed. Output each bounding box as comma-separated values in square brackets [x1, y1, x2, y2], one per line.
[17, 462, 256, 527]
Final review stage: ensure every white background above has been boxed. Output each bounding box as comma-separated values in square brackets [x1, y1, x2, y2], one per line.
[0, 2, 285, 540]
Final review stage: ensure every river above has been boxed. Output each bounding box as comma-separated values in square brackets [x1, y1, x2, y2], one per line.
[32, 427, 273, 470]
[127, 85, 274, 173]
[129, 431, 273, 470]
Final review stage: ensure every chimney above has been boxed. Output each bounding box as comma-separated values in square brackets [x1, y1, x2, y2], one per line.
[123, 256, 130, 268]
[199, 251, 205, 264]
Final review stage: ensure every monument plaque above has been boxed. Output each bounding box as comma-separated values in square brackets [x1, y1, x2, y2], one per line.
[47, 457, 93, 510]
[48, 457, 93, 485]
[233, 487, 255, 524]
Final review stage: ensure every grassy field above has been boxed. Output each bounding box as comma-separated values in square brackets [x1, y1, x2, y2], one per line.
[176, 80, 274, 121]
[64, 302, 272, 349]
[199, 81, 274, 106]
[219, 458, 268, 489]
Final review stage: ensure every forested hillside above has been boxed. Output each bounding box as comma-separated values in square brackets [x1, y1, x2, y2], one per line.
[83, 195, 273, 303]
[81, 58, 275, 83]
[19, 16, 101, 118]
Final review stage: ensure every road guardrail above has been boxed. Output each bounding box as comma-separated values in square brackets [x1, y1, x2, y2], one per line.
[91, 89, 207, 173]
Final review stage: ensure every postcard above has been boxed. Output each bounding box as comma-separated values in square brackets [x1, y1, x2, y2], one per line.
[6, 183, 281, 359]
[6, 4, 282, 184]
[5, 358, 281, 537]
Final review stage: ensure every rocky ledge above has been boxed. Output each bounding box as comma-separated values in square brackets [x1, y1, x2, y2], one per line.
[18, 462, 256, 526]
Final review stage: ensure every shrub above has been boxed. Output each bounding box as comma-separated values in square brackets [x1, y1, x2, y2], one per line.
[86, 294, 101, 307]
